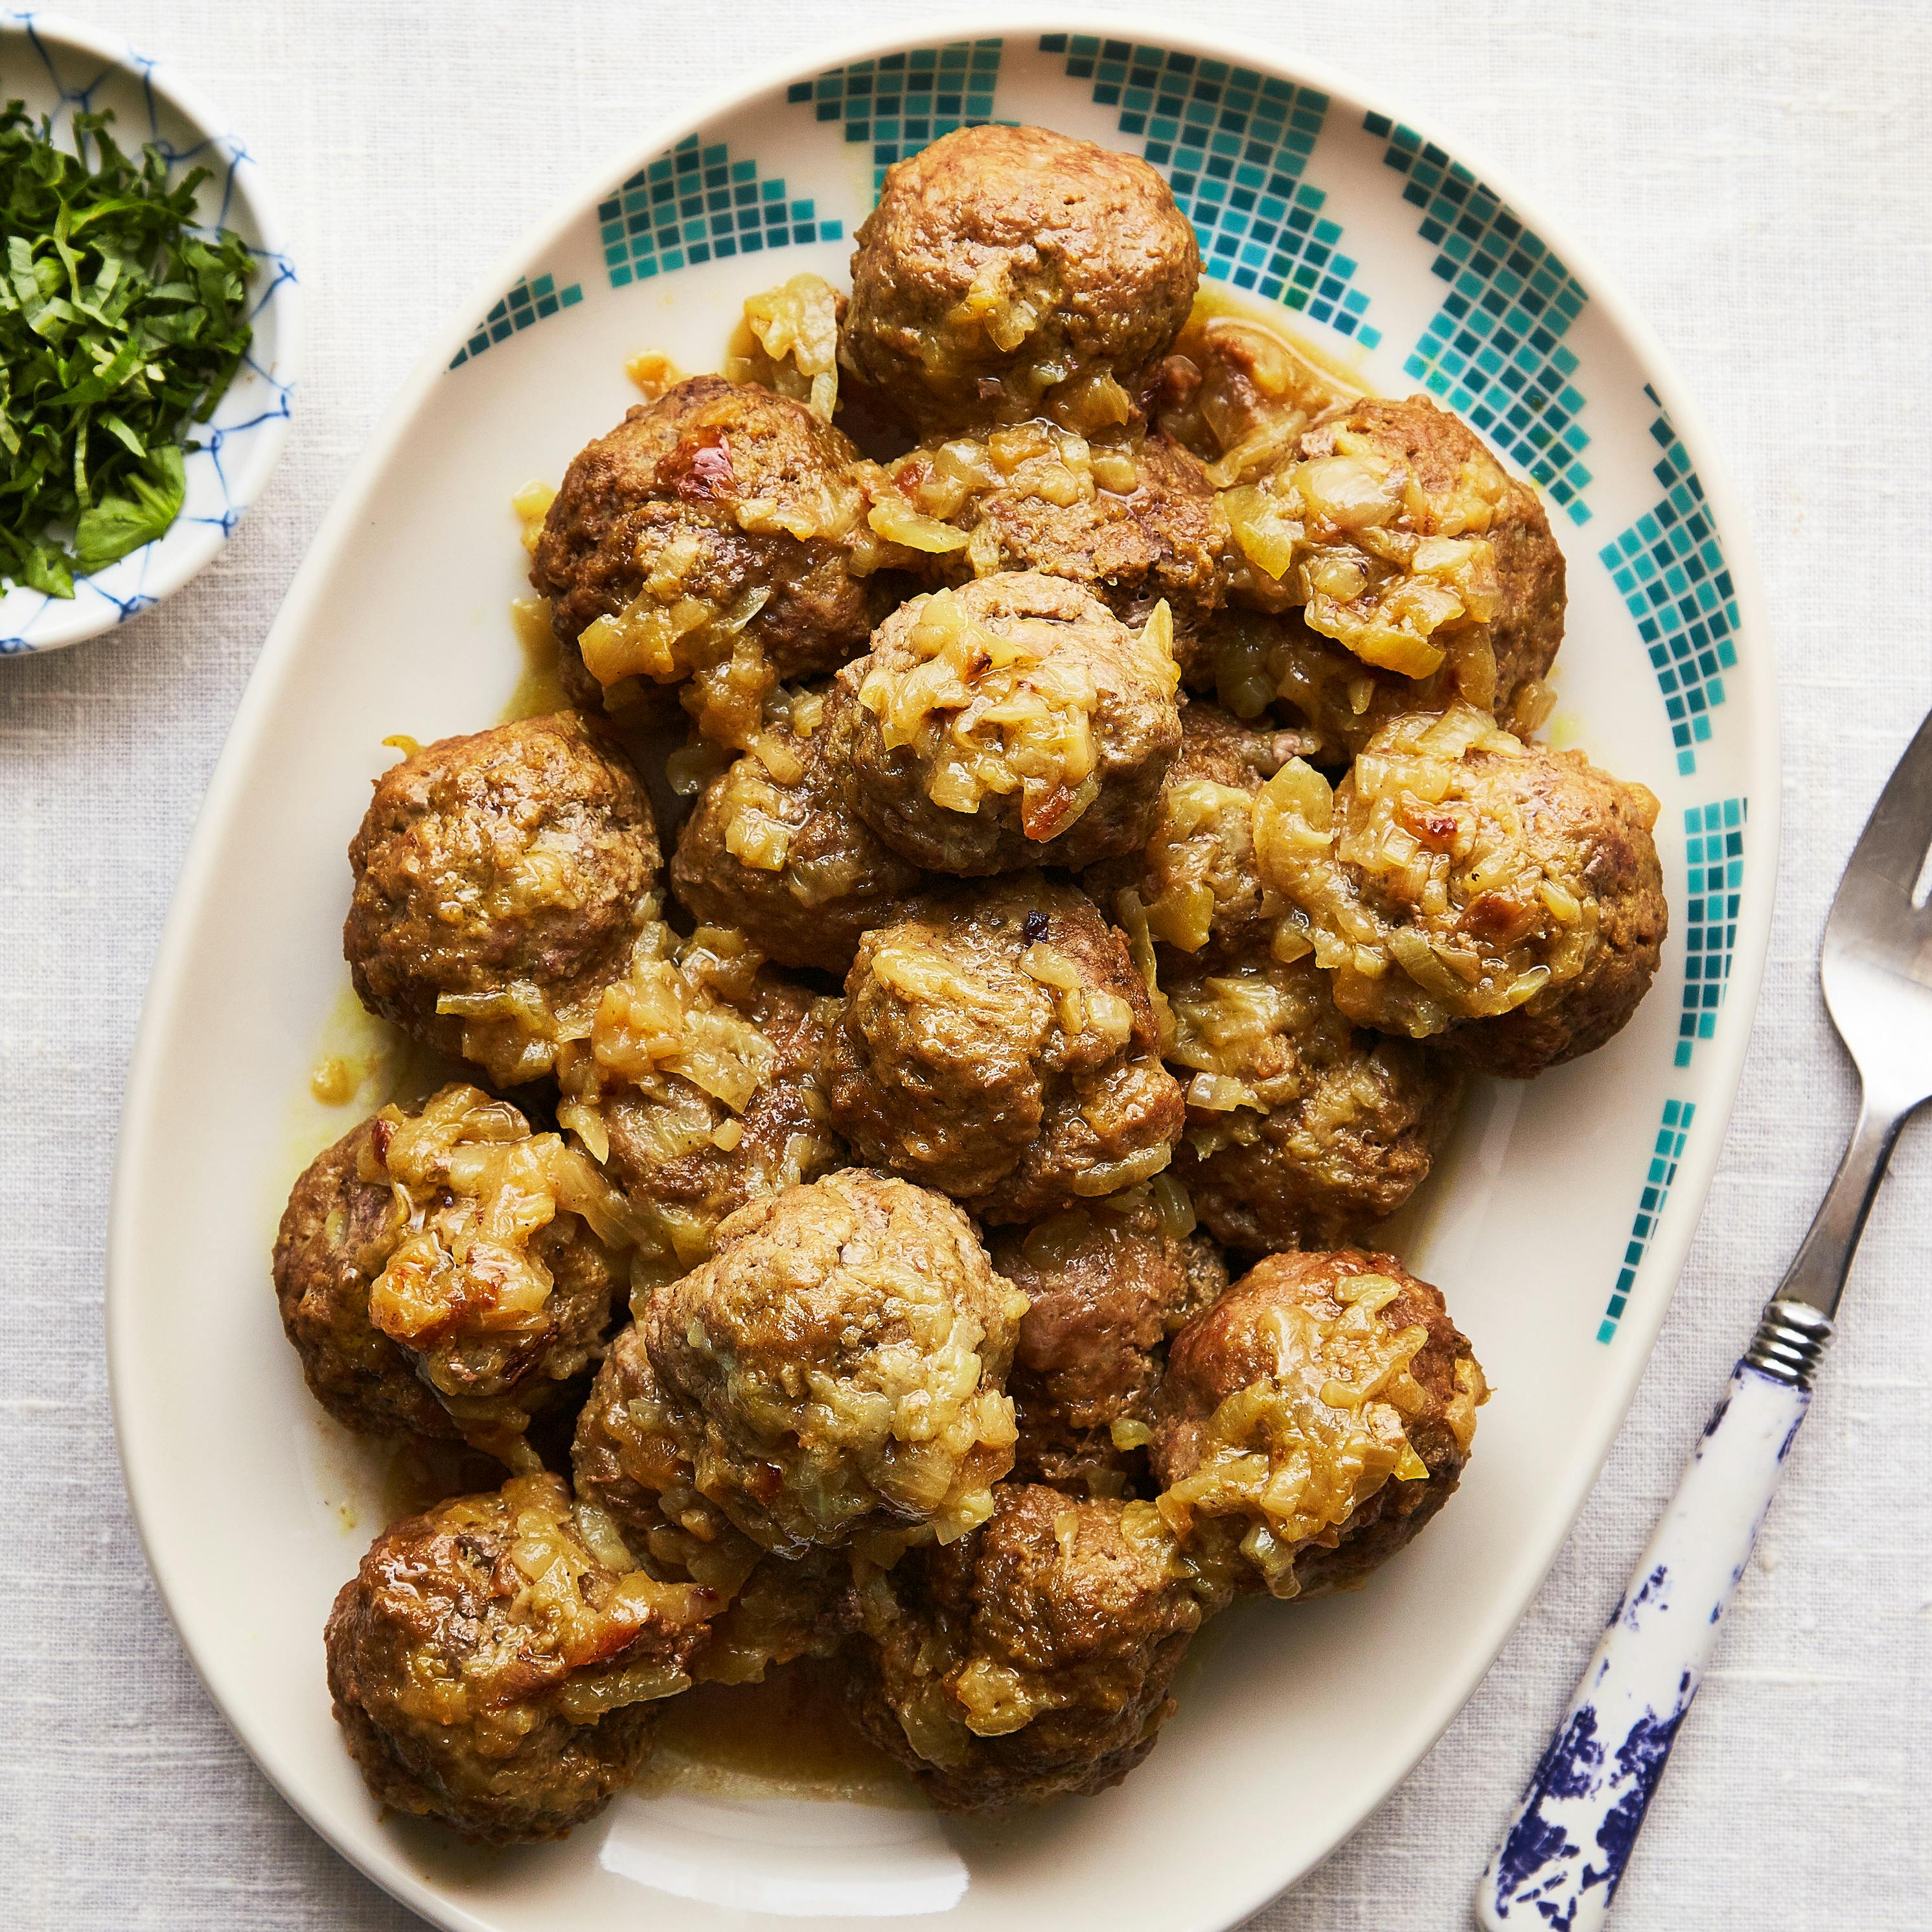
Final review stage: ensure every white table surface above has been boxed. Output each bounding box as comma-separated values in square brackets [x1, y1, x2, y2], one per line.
[4, 1, 1929, 1925]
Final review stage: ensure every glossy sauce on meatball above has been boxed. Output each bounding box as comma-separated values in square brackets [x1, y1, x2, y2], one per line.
[840, 123, 1200, 434]
[531, 375, 909, 747]
[1164, 949, 1462, 1254]
[842, 1483, 1205, 1810]
[877, 422, 1228, 658]
[343, 713, 660, 1089]
[1151, 1249, 1486, 1600]
[832, 571, 1182, 876]
[668, 682, 926, 974]
[553, 917, 847, 1280]
[1256, 705, 1667, 1075]
[643, 1169, 1028, 1554]
[1083, 699, 1315, 967]
[273, 1085, 629, 1462]
[824, 874, 1186, 1223]
[1202, 396, 1566, 754]
[571, 1324, 848, 1685]
[324, 1472, 712, 1841]
[989, 1184, 1225, 1496]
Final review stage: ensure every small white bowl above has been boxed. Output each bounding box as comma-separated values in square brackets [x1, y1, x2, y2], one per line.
[0, 9, 297, 655]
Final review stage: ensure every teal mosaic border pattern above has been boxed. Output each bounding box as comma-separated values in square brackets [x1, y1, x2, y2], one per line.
[449, 273, 582, 369]
[1679, 799, 1746, 1068]
[599, 135, 842, 290]
[1042, 35, 1378, 345]
[1599, 1099, 1696, 1344]
[1600, 389, 1740, 777]
[1367, 113, 1591, 526]
[792, 40, 1004, 191]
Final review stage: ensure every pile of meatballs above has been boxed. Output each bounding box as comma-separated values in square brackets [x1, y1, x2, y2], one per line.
[279, 123, 1667, 1841]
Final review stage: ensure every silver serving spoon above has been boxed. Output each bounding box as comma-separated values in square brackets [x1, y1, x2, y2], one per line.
[1477, 704, 1932, 1930]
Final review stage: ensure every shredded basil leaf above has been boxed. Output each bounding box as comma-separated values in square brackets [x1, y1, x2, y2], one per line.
[0, 101, 255, 596]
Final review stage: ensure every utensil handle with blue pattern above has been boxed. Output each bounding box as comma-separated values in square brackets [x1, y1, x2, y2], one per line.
[1475, 1300, 1830, 1931]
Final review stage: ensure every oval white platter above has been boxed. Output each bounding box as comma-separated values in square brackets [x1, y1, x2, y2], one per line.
[109, 16, 1777, 1932]
[0, 8, 297, 654]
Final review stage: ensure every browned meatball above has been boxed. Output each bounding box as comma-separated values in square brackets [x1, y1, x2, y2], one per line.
[841, 124, 1200, 435]
[831, 572, 1182, 877]
[877, 425, 1228, 658]
[530, 376, 906, 748]
[825, 875, 1186, 1223]
[344, 713, 659, 1089]
[1257, 707, 1668, 1076]
[989, 1186, 1224, 1495]
[1164, 950, 1462, 1254]
[1151, 1250, 1486, 1599]
[273, 1085, 627, 1462]
[643, 1170, 1028, 1554]
[842, 1484, 1205, 1810]
[668, 683, 926, 974]
[324, 1473, 713, 1841]
[1083, 700, 1315, 968]
[1212, 397, 1566, 747]
[554, 923, 846, 1278]
[571, 1323, 846, 1685]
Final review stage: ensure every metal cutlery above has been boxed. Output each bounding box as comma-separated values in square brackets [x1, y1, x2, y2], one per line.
[1477, 704, 1932, 1929]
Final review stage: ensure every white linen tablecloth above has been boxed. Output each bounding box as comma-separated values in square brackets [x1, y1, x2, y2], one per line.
[4, 2, 1928, 1924]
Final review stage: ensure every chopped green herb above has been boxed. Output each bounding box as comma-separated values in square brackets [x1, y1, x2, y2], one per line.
[0, 101, 255, 596]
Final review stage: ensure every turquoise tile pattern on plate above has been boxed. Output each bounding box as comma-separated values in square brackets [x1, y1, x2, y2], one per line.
[1677, 799, 1748, 1068]
[1368, 111, 1593, 525]
[448, 273, 582, 369]
[1600, 391, 1742, 776]
[597, 132, 842, 291]
[793, 38, 1006, 190]
[1599, 1099, 1697, 1343]
[1043, 32, 1379, 344]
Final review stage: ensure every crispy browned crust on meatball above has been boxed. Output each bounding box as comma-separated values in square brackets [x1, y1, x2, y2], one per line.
[1300, 397, 1565, 711]
[1152, 1249, 1486, 1598]
[841, 124, 1201, 434]
[343, 713, 659, 1088]
[886, 428, 1228, 652]
[1163, 949, 1463, 1254]
[597, 969, 847, 1262]
[989, 1191, 1206, 1495]
[642, 1169, 1027, 1554]
[669, 689, 927, 973]
[832, 571, 1182, 877]
[1083, 699, 1313, 968]
[273, 1095, 624, 1455]
[1265, 709, 1667, 1076]
[842, 1484, 1203, 1810]
[571, 1324, 847, 1685]
[824, 875, 1186, 1223]
[530, 376, 890, 742]
[323, 1473, 712, 1842]
[273, 1120, 457, 1444]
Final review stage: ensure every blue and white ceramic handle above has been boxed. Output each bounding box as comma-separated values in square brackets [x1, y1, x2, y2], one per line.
[1477, 1301, 1830, 1931]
